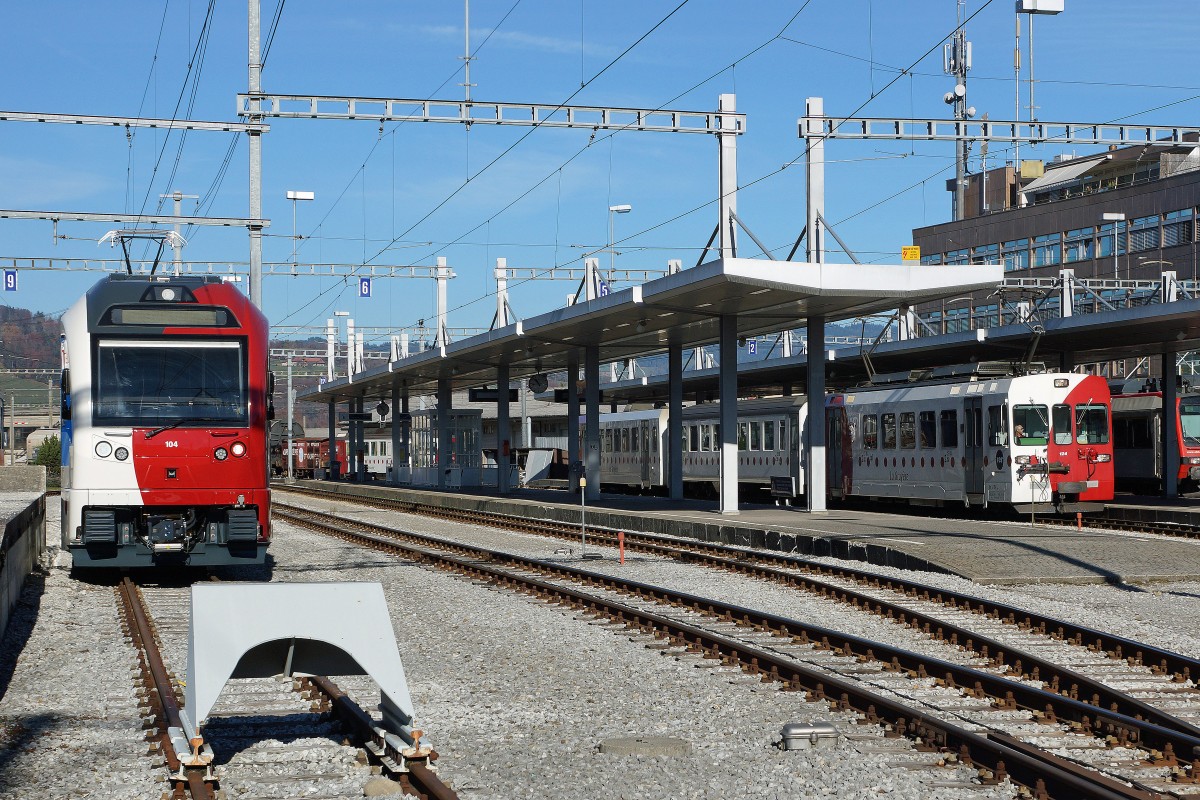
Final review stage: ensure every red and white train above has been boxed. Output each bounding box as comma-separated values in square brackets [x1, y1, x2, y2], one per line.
[60, 274, 272, 568]
[596, 364, 1115, 514]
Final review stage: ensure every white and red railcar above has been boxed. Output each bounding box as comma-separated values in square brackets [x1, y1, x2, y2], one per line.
[592, 366, 1113, 514]
[827, 368, 1115, 513]
[60, 274, 272, 568]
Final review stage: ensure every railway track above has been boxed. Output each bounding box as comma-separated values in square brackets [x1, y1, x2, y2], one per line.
[114, 576, 457, 800]
[274, 499, 1200, 799]
[278, 486, 1200, 692]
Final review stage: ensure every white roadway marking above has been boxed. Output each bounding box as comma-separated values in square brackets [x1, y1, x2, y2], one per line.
[869, 537, 926, 546]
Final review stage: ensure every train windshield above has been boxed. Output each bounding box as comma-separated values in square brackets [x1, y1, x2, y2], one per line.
[1074, 404, 1109, 445]
[94, 339, 248, 426]
[1181, 399, 1200, 447]
[1012, 405, 1049, 446]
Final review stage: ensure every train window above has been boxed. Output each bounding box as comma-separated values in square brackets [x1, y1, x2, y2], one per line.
[918, 411, 936, 448]
[750, 422, 761, 450]
[1012, 405, 1050, 446]
[1052, 404, 1073, 445]
[899, 412, 916, 449]
[631, 426, 639, 452]
[1182, 400, 1200, 447]
[737, 422, 748, 451]
[987, 405, 1007, 447]
[1075, 405, 1110, 445]
[881, 413, 897, 448]
[689, 425, 699, 452]
[863, 415, 878, 449]
[651, 429, 657, 453]
[1113, 417, 1152, 449]
[701, 424, 712, 451]
[620, 428, 629, 452]
[939, 410, 958, 447]
[715, 423, 721, 448]
[764, 420, 776, 450]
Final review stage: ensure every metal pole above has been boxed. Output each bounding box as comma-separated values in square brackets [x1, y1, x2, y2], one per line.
[8, 392, 14, 466]
[437, 378, 451, 490]
[805, 98, 825, 263]
[286, 355, 294, 481]
[172, 192, 183, 275]
[346, 318, 355, 378]
[390, 374, 401, 486]
[326, 318, 335, 382]
[1114, 225, 1119, 281]
[717, 93, 738, 260]
[327, 399, 336, 479]
[247, 0, 264, 307]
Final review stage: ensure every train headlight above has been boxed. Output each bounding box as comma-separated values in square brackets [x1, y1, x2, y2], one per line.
[1015, 455, 1032, 464]
[231, 441, 247, 458]
[114, 446, 129, 461]
[214, 447, 229, 461]
[1092, 453, 1111, 463]
[1053, 378, 1069, 388]
[95, 441, 113, 458]
[1184, 457, 1200, 465]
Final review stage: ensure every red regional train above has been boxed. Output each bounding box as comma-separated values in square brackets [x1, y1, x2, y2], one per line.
[1112, 379, 1200, 494]
[271, 437, 346, 479]
[60, 274, 272, 568]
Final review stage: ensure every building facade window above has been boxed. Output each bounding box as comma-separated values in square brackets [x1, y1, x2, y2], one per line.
[1032, 233, 1061, 267]
[920, 253, 943, 266]
[1129, 215, 1160, 252]
[971, 243, 999, 264]
[1163, 209, 1195, 248]
[1097, 222, 1126, 258]
[944, 248, 969, 265]
[1063, 227, 1095, 264]
[1002, 239, 1029, 271]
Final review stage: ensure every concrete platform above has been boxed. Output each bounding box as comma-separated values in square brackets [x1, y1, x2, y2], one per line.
[286, 480, 1200, 586]
[1104, 495, 1200, 528]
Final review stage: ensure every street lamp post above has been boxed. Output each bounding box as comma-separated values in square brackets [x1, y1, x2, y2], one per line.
[286, 190, 315, 268]
[1102, 212, 1126, 280]
[607, 204, 632, 283]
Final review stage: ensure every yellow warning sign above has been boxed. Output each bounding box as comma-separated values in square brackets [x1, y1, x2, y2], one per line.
[901, 245, 921, 262]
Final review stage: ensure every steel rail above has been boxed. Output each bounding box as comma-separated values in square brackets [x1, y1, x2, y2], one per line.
[278, 484, 1200, 685]
[304, 677, 458, 800]
[276, 503, 1200, 760]
[279, 506, 1161, 800]
[116, 578, 216, 800]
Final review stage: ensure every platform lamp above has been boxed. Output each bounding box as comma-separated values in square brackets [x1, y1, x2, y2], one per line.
[286, 190, 315, 268]
[1102, 212, 1125, 281]
[608, 204, 632, 284]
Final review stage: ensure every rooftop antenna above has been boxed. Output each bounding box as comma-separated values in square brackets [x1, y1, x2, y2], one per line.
[99, 229, 187, 275]
[460, 0, 475, 116]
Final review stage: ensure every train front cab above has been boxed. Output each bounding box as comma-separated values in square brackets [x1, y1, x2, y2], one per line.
[1002, 375, 1114, 514]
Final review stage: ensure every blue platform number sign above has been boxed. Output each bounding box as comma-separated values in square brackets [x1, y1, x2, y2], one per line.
[598, 278, 610, 297]
[747, 338, 758, 356]
[358, 277, 372, 298]
[3, 270, 16, 292]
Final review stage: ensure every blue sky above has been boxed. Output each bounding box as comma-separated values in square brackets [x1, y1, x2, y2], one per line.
[0, 1, 1194, 349]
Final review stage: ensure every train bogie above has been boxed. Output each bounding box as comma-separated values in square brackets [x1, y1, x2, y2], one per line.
[60, 275, 271, 569]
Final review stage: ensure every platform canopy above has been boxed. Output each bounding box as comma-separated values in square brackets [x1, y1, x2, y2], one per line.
[598, 296, 1200, 403]
[301, 257, 1003, 403]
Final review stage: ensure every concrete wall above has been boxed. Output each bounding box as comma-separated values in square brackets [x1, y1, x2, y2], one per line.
[0, 478, 47, 640]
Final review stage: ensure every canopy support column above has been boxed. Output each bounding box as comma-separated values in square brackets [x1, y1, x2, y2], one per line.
[437, 378, 451, 490]
[497, 364, 511, 495]
[584, 344, 600, 502]
[806, 314, 827, 513]
[567, 351, 580, 492]
[1163, 350, 1179, 498]
[327, 399, 337, 481]
[668, 340, 684, 500]
[719, 314, 739, 514]
[390, 375, 401, 486]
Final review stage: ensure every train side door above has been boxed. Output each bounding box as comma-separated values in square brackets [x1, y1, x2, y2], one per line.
[640, 421, 652, 486]
[964, 397, 984, 495]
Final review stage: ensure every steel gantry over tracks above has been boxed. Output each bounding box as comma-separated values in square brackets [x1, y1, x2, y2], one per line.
[300, 257, 1001, 515]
